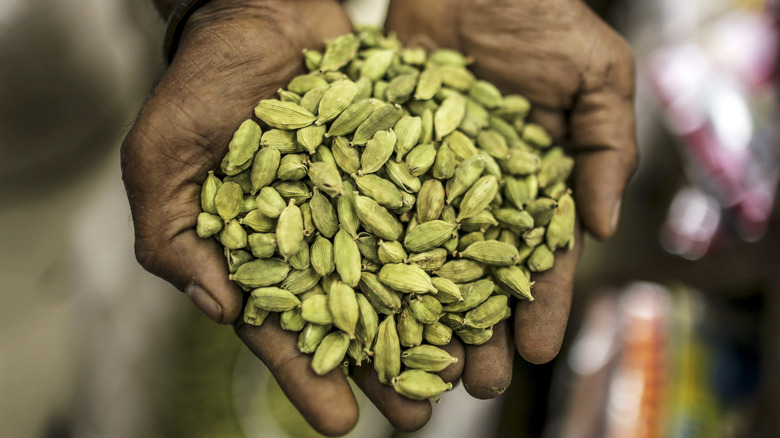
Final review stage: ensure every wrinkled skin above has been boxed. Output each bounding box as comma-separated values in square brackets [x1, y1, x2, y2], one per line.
[387, 0, 638, 396]
[121, 0, 637, 435]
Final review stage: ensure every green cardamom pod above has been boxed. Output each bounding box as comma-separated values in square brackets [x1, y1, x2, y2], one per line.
[200, 171, 222, 214]
[218, 219, 247, 250]
[303, 49, 323, 72]
[352, 173, 404, 209]
[501, 149, 541, 175]
[247, 232, 277, 259]
[522, 227, 546, 248]
[493, 265, 533, 301]
[354, 194, 402, 241]
[378, 263, 436, 294]
[423, 322, 453, 346]
[435, 260, 487, 286]
[297, 322, 331, 354]
[359, 272, 402, 315]
[360, 49, 396, 81]
[230, 258, 290, 289]
[272, 181, 311, 202]
[457, 231, 485, 251]
[445, 154, 486, 204]
[327, 100, 374, 137]
[384, 159, 421, 193]
[262, 129, 303, 153]
[355, 292, 379, 352]
[408, 294, 443, 324]
[311, 331, 350, 376]
[334, 228, 362, 287]
[281, 267, 321, 295]
[377, 240, 408, 264]
[196, 212, 223, 238]
[522, 123, 552, 148]
[397, 303, 424, 347]
[404, 143, 437, 177]
[352, 104, 403, 146]
[386, 73, 418, 104]
[248, 287, 301, 312]
[456, 175, 499, 221]
[331, 136, 362, 175]
[254, 99, 316, 129]
[403, 220, 457, 253]
[476, 129, 509, 160]
[459, 240, 520, 266]
[319, 33, 360, 72]
[301, 294, 334, 325]
[296, 124, 326, 154]
[243, 302, 269, 326]
[287, 74, 330, 94]
[463, 295, 508, 329]
[528, 244, 555, 272]
[430, 276, 463, 303]
[546, 193, 575, 250]
[525, 197, 558, 227]
[328, 281, 359, 339]
[337, 181, 360, 238]
[416, 179, 445, 223]
[239, 210, 276, 233]
[493, 94, 531, 119]
[277, 154, 309, 181]
[374, 315, 401, 384]
[434, 92, 466, 140]
[456, 326, 493, 345]
[299, 85, 329, 115]
[432, 144, 457, 180]
[310, 234, 335, 276]
[360, 129, 397, 175]
[215, 181, 243, 222]
[459, 210, 499, 232]
[317, 79, 359, 125]
[414, 66, 442, 101]
[406, 248, 448, 272]
[469, 80, 504, 109]
[401, 345, 458, 372]
[392, 369, 452, 400]
[280, 307, 307, 331]
[276, 200, 304, 260]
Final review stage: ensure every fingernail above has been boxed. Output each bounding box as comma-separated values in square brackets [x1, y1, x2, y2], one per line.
[185, 284, 223, 323]
[609, 199, 622, 234]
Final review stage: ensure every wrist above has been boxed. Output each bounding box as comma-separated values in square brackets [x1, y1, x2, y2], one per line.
[155, 0, 213, 63]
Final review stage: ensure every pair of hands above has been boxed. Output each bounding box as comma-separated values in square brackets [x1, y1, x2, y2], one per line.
[121, 0, 637, 435]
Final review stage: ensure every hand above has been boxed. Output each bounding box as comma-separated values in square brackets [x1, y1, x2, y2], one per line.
[121, 0, 431, 435]
[386, 0, 638, 394]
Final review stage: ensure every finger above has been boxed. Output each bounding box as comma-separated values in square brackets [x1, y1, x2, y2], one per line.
[515, 225, 583, 364]
[569, 24, 638, 239]
[385, 0, 461, 49]
[437, 337, 466, 383]
[236, 314, 359, 437]
[350, 365, 432, 432]
[462, 320, 514, 399]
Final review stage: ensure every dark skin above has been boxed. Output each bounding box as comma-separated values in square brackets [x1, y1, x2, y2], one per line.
[122, 0, 636, 435]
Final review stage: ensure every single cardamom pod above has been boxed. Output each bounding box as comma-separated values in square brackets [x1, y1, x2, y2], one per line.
[240, 210, 276, 233]
[319, 33, 360, 72]
[196, 212, 223, 238]
[377, 240, 408, 264]
[337, 181, 360, 238]
[401, 345, 458, 372]
[523, 227, 546, 248]
[254, 99, 316, 129]
[281, 267, 321, 295]
[525, 197, 558, 227]
[420, 108, 434, 144]
[328, 281, 359, 338]
[374, 315, 401, 384]
[311, 332, 350, 376]
[310, 234, 335, 276]
[445, 154, 486, 204]
[435, 260, 488, 287]
[218, 219, 247, 250]
[503, 175, 538, 209]
[493, 94, 531, 119]
[522, 123, 552, 148]
[200, 171, 222, 214]
[229, 258, 290, 289]
[215, 181, 243, 221]
[493, 208, 535, 233]
[297, 322, 331, 354]
[280, 307, 307, 331]
[384, 159, 421, 193]
[405, 248, 448, 272]
[403, 220, 458, 253]
[248, 287, 301, 312]
[243, 302, 269, 326]
[443, 131, 478, 162]
[247, 232, 277, 259]
[332, 136, 362, 175]
[476, 129, 509, 160]
[352, 173, 404, 209]
[463, 295, 508, 329]
[440, 312, 465, 331]
[414, 67, 442, 101]
[493, 265, 534, 301]
[501, 149, 541, 175]
[359, 272, 402, 315]
[352, 104, 403, 146]
[430, 276, 463, 303]
[408, 294, 443, 324]
[255, 186, 286, 219]
[354, 194, 401, 241]
[360, 129, 397, 175]
[261, 129, 303, 153]
[459, 240, 520, 266]
[423, 322, 453, 346]
[392, 369, 453, 400]
[459, 210, 499, 232]
[397, 303, 424, 347]
[355, 233, 380, 263]
[434, 92, 466, 140]
[317, 79, 359, 125]
[303, 48, 323, 72]
[416, 179, 446, 223]
[276, 200, 304, 260]
[546, 193, 575, 250]
[299, 85, 329, 115]
[277, 154, 309, 181]
[432, 144, 457, 180]
[355, 292, 379, 352]
[296, 124, 327, 154]
[301, 294, 334, 325]
[404, 143, 437, 177]
[456, 326, 493, 345]
[327, 100, 374, 137]
[456, 175, 499, 221]
[378, 263, 437, 294]
[393, 115, 423, 161]
[528, 244, 555, 272]
[457, 231, 485, 251]
[287, 74, 330, 94]
[360, 49, 396, 80]
[309, 162, 343, 200]
[469, 80, 503, 109]
[386, 73, 419, 104]
[334, 228, 362, 287]
[428, 48, 471, 67]
[272, 181, 311, 202]
[300, 201, 315, 237]
[488, 116, 521, 149]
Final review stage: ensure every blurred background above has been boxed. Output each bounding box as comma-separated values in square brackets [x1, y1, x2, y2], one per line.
[1, 0, 778, 437]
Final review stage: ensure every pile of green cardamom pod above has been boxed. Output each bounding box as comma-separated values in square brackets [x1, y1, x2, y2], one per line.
[196, 26, 576, 402]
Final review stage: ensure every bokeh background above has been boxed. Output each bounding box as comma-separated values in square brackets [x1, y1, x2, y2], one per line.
[1, 0, 778, 437]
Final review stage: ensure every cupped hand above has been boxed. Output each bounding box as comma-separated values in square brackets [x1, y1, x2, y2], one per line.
[121, 0, 449, 435]
[386, 0, 638, 395]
